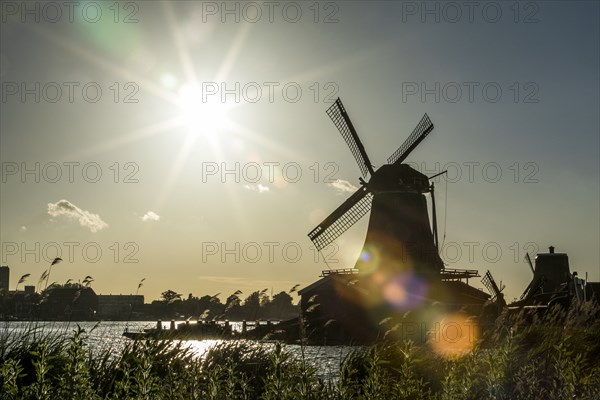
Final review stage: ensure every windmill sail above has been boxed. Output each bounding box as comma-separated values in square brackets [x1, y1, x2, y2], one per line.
[310, 101, 435, 254]
[308, 187, 373, 251]
[387, 114, 434, 165]
[482, 271, 502, 300]
[525, 253, 535, 274]
[327, 98, 374, 178]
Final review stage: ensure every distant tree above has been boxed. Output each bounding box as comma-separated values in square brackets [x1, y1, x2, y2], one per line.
[264, 291, 297, 320]
[259, 288, 270, 306]
[196, 294, 223, 320]
[225, 294, 241, 308]
[161, 290, 182, 303]
[223, 291, 242, 319]
[242, 291, 261, 319]
[271, 291, 294, 308]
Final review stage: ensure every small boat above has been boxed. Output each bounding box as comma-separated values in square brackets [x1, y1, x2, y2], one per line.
[123, 319, 236, 340]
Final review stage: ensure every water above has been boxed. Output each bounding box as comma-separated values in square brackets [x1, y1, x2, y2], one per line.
[1, 321, 360, 378]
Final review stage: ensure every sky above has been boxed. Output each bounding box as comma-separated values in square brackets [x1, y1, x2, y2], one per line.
[0, 1, 598, 302]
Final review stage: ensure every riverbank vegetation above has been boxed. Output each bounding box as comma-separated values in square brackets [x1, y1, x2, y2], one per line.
[1, 301, 599, 399]
[0, 280, 299, 321]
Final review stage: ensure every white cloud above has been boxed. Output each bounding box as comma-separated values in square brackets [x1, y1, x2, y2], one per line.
[20, 226, 27, 231]
[328, 179, 358, 194]
[141, 211, 161, 222]
[47, 199, 108, 232]
[243, 184, 270, 193]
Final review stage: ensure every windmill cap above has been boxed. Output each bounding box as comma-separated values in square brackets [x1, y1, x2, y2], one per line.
[369, 164, 429, 193]
[536, 246, 567, 258]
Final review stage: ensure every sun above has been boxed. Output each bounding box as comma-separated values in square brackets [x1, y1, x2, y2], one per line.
[177, 83, 230, 138]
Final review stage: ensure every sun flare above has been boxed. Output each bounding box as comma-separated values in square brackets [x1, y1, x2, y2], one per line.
[177, 83, 230, 137]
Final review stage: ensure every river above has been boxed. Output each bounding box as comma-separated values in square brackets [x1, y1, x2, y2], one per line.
[1, 320, 360, 378]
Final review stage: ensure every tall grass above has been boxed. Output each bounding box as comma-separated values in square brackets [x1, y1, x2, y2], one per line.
[1, 301, 599, 399]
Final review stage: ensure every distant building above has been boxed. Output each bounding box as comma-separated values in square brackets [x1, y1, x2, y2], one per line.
[97, 294, 144, 319]
[586, 282, 600, 302]
[11, 286, 40, 318]
[40, 286, 98, 320]
[0, 266, 9, 292]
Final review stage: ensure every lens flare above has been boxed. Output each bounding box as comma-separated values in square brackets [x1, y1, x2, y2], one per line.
[371, 271, 386, 285]
[160, 73, 178, 89]
[382, 273, 427, 310]
[357, 245, 381, 275]
[360, 250, 372, 262]
[428, 313, 480, 358]
[74, 6, 141, 58]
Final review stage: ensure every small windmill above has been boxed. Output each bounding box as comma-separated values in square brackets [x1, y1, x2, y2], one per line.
[482, 270, 506, 307]
[308, 98, 443, 279]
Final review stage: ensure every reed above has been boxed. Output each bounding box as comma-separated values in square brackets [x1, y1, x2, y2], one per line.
[1, 301, 599, 399]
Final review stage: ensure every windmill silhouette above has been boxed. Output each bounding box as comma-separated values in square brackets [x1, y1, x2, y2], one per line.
[308, 98, 443, 280]
[299, 98, 490, 343]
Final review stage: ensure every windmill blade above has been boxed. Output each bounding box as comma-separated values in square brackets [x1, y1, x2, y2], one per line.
[525, 253, 535, 274]
[308, 186, 373, 251]
[387, 113, 434, 165]
[481, 271, 502, 299]
[326, 98, 374, 178]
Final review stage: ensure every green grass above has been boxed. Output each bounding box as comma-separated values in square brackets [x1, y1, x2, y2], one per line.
[1, 301, 599, 399]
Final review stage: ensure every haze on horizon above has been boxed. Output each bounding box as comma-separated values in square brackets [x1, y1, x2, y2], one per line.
[0, 1, 598, 302]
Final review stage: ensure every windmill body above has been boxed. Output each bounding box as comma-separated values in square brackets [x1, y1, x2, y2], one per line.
[357, 164, 443, 281]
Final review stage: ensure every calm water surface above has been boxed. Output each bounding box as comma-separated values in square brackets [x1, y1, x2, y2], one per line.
[1, 321, 360, 378]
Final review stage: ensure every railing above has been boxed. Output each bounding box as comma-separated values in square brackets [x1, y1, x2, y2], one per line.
[321, 268, 359, 277]
[440, 268, 480, 280]
[321, 267, 479, 280]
